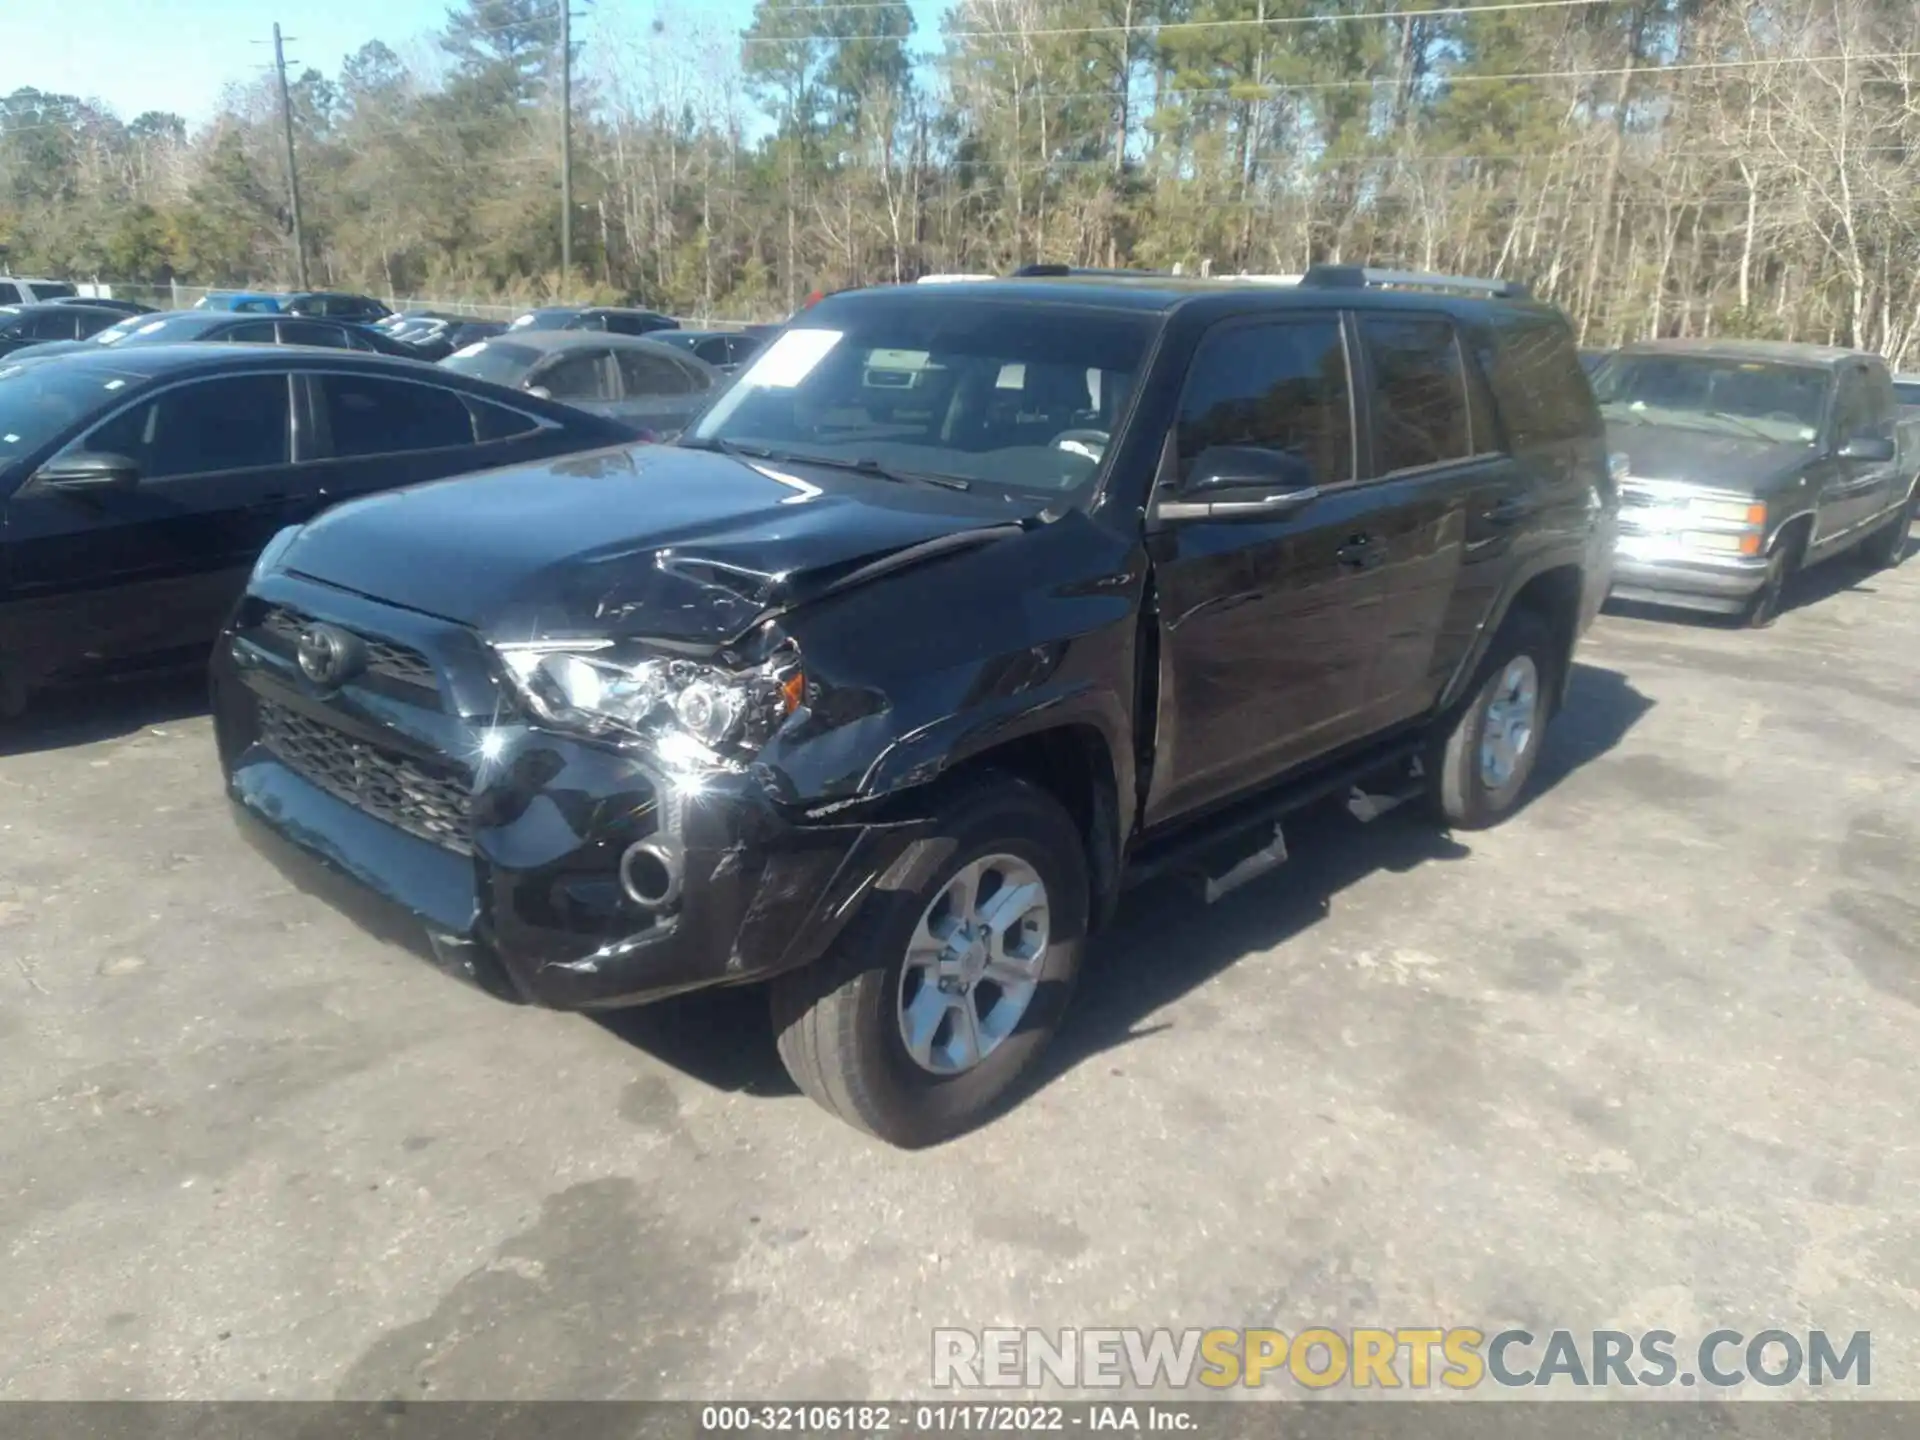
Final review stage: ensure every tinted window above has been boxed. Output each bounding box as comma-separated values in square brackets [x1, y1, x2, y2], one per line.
[1360, 316, 1472, 473]
[1482, 314, 1597, 448]
[220, 321, 280, 343]
[0, 282, 25, 305]
[1176, 319, 1354, 486]
[694, 337, 731, 366]
[467, 395, 542, 442]
[32, 282, 77, 301]
[25, 310, 79, 340]
[73, 308, 121, 339]
[535, 350, 616, 402]
[320, 375, 476, 457]
[1832, 371, 1877, 441]
[618, 349, 696, 396]
[86, 374, 291, 479]
[279, 320, 351, 349]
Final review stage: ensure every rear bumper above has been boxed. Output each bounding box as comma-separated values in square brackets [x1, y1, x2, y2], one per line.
[213, 578, 926, 1011]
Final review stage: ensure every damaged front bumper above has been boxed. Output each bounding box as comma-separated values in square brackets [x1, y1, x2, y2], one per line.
[211, 578, 929, 1011]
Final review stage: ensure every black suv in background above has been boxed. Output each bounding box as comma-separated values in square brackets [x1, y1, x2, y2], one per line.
[214, 266, 1614, 1146]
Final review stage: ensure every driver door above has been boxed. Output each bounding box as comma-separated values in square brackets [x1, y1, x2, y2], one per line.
[4, 372, 305, 674]
[1142, 313, 1397, 827]
[1816, 365, 1892, 545]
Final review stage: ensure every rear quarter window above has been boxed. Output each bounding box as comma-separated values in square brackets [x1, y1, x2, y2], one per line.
[1480, 313, 1599, 449]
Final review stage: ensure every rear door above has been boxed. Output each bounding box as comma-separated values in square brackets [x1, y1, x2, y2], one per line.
[298, 370, 567, 509]
[1350, 310, 1518, 728]
[4, 371, 305, 671]
[528, 348, 619, 412]
[1142, 313, 1396, 827]
[613, 347, 712, 434]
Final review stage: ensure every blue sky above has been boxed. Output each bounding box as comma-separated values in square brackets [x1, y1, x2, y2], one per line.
[4, 0, 948, 127]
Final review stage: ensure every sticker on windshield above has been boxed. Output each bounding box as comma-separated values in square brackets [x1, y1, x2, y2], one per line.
[134, 320, 166, 336]
[744, 328, 844, 388]
[451, 341, 489, 358]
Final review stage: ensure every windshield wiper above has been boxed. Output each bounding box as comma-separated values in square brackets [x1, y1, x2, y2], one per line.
[677, 435, 773, 460]
[1700, 409, 1785, 443]
[723, 446, 973, 492]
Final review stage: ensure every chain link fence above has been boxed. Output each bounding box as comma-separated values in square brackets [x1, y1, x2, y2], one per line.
[83, 281, 756, 331]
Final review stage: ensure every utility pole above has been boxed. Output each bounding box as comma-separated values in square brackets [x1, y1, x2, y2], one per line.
[272, 23, 310, 291]
[559, 3, 573, 289]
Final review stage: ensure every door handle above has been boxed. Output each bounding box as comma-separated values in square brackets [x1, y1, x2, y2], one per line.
[1336, 534, 1382, 569]
[1483, 496, 1536, 526]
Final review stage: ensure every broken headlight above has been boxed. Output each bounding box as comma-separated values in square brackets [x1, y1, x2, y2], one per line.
[496, 642, 804, 752]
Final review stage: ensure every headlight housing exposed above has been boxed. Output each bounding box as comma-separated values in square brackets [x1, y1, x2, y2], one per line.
[496, 641, 804, 754]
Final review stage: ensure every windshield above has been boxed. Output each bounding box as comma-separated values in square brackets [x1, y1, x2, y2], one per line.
[440, 339, 540, 385]
[687, 301, 1154, 497]
[0, 360, 137, 481]
[1593, 354, 1826, 444]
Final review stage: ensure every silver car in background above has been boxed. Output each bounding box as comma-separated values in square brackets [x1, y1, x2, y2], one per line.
[439, 330, 719, 439]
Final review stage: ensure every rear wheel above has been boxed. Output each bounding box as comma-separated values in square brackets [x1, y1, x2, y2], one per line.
[1860, 491, 1915, 571]
[1430, 610, 1555, 831]
[770, 776, 1088, 1147]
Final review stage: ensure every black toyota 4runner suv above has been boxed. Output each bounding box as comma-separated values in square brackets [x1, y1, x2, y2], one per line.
[213, 266, 1615, 1146]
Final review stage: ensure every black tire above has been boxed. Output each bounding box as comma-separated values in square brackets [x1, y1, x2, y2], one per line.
[1429, 609, 1556, 831]
[770, 775, 1088, 1147]
[1859, 491, 1915, 571]
[1743, 531, 1800, 629]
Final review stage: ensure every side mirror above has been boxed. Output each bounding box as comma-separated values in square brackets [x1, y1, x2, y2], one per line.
[1158, 445, 1320, 522]
[526, 385, 553, 400]
[34, 451, 141, 493]
[1838, 434, 1895, 464]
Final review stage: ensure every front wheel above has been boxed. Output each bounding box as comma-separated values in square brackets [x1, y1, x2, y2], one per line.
[770, 776, 1088, 1147]
[1429, 610, 1555, 831]
[1743, 531, 1801, 628]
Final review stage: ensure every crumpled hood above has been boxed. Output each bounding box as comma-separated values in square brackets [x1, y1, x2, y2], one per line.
[1607, 419, 1814, 495]
[280, 444, 1033, 645]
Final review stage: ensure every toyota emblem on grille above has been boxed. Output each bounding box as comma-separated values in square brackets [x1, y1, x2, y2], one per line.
[296, 623, 364, 687]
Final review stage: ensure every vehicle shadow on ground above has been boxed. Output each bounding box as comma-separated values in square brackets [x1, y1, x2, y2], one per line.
[0, 670, 210, 758]
[599, 660, 1654, 1107]
[1040, 660, 1652, 1084]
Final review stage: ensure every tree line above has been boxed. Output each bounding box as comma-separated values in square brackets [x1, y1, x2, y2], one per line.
[1, 0, 1916, 360]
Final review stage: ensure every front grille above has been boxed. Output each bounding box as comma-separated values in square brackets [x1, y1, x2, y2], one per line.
[257, 699, 473, 854]
[256, 605, 440, 693]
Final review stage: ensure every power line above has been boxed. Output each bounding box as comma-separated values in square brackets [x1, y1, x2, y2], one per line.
[746, 0, 1614, 43]
[4, 48, 1917, 139]
[964, 49, 1920, 104]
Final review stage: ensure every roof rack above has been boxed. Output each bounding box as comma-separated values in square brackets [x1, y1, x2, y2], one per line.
[1297, 264, 1530, 299]
[1009, 263, 1173, 279]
